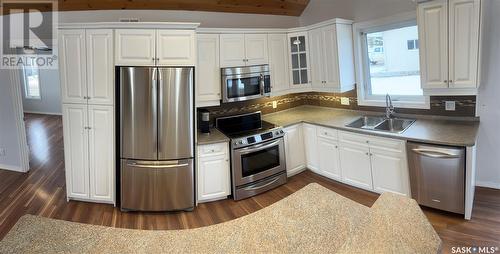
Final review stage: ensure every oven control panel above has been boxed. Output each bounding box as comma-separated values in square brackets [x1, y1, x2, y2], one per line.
[232, 128, 285, 149]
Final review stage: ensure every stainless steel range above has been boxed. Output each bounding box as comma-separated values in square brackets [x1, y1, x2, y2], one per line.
[216, 112, 287, 200]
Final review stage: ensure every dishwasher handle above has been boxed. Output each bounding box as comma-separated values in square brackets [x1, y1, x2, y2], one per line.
[411, 148, 461, 159]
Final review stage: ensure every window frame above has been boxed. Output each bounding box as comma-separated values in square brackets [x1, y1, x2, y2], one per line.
[22, 65, 41, 100]
[353, 12, 430, 109]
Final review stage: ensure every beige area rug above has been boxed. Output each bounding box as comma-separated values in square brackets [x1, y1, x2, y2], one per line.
[0, 183, 441, 253]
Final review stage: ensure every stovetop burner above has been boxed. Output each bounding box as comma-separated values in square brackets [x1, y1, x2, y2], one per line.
[215, 112, 284, 149]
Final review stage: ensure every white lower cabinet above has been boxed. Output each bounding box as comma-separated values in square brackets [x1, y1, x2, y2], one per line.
[63, 104, 115, 204]
[197, 142, 231, 202]
[317, 137, 342, 181]
[283, 124, 306, 176]
[370, 144, 410, 196]
[282, 123, 410, 196]
[338, 140, 373, 190]
[302, 123, 319, 171]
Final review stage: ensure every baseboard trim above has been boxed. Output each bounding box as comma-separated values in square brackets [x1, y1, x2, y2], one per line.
[476, 181, 500, 190]
[0, 163, 27, 173]
[23, 110, 62, 116]
[287, 165, 306, 177]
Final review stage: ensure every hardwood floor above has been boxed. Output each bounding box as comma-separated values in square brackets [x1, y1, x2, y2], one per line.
[0, 113, 499, 253]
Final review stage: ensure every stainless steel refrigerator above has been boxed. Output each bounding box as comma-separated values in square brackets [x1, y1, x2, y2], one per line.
[119, 67, 194, 212]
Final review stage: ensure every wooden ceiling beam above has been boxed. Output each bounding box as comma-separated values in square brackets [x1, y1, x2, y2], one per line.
[55, 0, 310, 16]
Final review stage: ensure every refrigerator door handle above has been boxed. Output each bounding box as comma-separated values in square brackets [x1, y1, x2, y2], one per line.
[126, 161, 189, 169]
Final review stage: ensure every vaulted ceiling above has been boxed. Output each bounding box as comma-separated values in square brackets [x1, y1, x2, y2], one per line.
[55, 0, 310, 16]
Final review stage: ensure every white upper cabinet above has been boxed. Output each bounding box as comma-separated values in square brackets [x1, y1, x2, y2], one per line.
[196, 34, 221, 107]
[244, 34, 269, 66]
[115, 29, 196, 66]
[59, 30, 87, 104]
[418, 0, 481, 94]
[268, 34, 290, 94]
[220, 34, 268, 67]
[448, 0, 481, 89]
[88, 105, 115, 202]
[86, 29, 114, 105]
[115, 29, 156, 66]
[309, 23, 355, 93]
[288, 32, 311, 89]
[157, 30, 196, 66]
[220, 34, 246, 67]
[59, 29, 114, 105]
[418, 0, 449, 89]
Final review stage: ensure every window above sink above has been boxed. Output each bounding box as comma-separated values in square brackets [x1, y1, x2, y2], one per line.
[353, 12, 430, 110]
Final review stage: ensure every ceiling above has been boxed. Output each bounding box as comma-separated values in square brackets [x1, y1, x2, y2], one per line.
[53, 0, 310, 16]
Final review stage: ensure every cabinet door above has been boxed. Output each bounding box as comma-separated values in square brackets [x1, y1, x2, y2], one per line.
[322, 25, 340, 88]
[244, 34, 269, 66]
[59, 29, 87, 104]
[157, 30, 196, 66]
[115, 29, 156, 66]
[449, 0, 480, 88]
[418, 0, 449, 89]
[196, 34, 221, 107]
[86, 29, 114, 105]
[339, 142, 373, 191]
[197, 153, 230, 202]
[318, 138, 342, 181]
[308, 27, 324, 88]
[62, 104, 89, 199]
[88, 105, 115, 203]
[370, 147, 409, 196]
[288, 32, 311, 88]
[268, 34, 290, 94]
[302, 123, 319, 172]
[284, 124, 306, 176]
[220, 34, 246, 67]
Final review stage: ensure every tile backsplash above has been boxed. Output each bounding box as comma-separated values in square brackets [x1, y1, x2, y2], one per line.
[201, 89, 476, 124]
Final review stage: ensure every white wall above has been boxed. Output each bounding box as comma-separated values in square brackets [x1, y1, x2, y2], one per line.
[58, 9, 300, 28]
[20, 69, 62, 115]
[476, 0, 500, 189]
[0, 69, 26, 172]
[300, 0, 417, 25]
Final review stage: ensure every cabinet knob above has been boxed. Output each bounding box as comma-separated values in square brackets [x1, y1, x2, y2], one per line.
[225, 159, 229, 162]
[366, 152, 369, 156]
[152, 57, 155, 60]
[449, 80, 453, 83]
[444, 80, 448, 83]
[366, 140, 369, 143]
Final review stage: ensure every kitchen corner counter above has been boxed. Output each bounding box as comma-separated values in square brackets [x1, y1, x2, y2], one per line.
[197, 128, 230, 145]
[263, 105, 479, 147]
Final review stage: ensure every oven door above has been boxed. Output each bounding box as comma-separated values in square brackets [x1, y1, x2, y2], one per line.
[222, 73, 268, 103]
[232, 138, 286, 186]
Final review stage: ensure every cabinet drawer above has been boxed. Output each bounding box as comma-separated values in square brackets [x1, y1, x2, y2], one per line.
[198, 143, 228, 157]
[339, 131, 370, 146]
[367, 136, 405, 153]
[317, 126, 338, 140]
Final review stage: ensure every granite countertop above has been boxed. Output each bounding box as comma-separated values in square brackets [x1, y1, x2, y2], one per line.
[262, 105, 479, 147]
[197, 128, 230, 145]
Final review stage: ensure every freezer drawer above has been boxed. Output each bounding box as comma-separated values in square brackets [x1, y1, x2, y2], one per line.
[120, 159, 194, 211]
[407, 142, 465, 214]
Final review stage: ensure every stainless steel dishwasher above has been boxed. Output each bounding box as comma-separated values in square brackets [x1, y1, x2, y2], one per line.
[407, 142, 465, 214]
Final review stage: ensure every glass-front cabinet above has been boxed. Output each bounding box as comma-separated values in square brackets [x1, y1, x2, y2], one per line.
[288, 32, 311, 89]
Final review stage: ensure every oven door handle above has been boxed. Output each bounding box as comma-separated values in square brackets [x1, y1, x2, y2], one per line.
[237, 139, 281, 155]
[242, 175, 281, 191]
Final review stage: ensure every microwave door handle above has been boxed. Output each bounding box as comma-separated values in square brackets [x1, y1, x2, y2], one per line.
[259, 74, 265, 95]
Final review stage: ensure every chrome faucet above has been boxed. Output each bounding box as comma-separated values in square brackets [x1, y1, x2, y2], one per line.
[385, 94, 395, 119]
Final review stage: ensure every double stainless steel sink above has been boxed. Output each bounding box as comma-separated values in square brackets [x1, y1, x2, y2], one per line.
[346, 115, 416, 134]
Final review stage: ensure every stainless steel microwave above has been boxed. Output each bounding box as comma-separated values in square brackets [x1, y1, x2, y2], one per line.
[221, 65, 271, 103]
